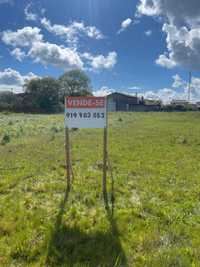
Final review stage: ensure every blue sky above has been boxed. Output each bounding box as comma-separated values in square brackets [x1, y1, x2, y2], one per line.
[1, 0, 200, 102]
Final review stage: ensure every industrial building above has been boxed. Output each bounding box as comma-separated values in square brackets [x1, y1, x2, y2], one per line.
[107, 92, 161, 112]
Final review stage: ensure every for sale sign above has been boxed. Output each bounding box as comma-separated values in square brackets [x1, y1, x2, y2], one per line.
[65, 96, 107, 129]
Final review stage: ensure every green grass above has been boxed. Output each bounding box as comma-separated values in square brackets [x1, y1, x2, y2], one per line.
[0, 112, 200, 266]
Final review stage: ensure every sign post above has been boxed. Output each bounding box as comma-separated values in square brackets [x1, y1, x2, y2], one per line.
[103, 125, 108, 207]
[65, 96, 107, 200]
[64, 99, 71, 189]
[65, 127, 70, 189]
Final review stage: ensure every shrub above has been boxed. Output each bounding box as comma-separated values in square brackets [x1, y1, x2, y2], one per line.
[1, 133, 11, 145]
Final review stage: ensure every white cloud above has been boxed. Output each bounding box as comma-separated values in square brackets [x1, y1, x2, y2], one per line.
[142, 90, 160, 100]
[145, 30, 152, 36]
[2, 25, 115, 71]
[91, 52, 117, 70]
[137, 0, 200, 71]
[137, 0, 200, 27]
[140, 88, 184, 104]
[155, 54, 176, 69]
[96, 72, 200, 104]
[122, 18, 132, 29]
[41, 18, 104, 47]
[24, 3, 38, 22]
[118, 18, 132, 34]
[95, 73, 200, 104]
[28, 41, 83, 70]
[2, 26, 84, 70]
[11, 48, 26, 61]
[0, 68, 24, 86]
[93, 86, 115, 96]
[156, 23, 200, 71]
[0, 68, 38, 92]
[172, 74, 185, 88]
[83, 51, 117, 70]
[142, 73, 200, 103]
[137, 0, 161, 17]
[2, 27, 43, 47]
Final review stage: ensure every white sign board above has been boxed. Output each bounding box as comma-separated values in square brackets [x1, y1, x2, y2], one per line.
[65, 96, 107, 129]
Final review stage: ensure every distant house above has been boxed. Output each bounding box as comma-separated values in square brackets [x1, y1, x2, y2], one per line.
[107, 92, 161, 112]
[171, 100, 189, 106]
[169, 99, 199, 111]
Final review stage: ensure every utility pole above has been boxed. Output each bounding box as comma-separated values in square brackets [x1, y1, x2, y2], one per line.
[188, 71, 192, 102]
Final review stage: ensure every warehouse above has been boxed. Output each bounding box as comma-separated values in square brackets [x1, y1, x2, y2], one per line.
[107, 92, 161, 112]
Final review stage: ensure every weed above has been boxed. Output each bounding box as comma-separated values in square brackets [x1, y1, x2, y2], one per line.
[1, 133, 11, 145]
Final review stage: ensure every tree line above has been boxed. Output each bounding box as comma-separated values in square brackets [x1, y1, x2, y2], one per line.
[0, 69, 92, 113]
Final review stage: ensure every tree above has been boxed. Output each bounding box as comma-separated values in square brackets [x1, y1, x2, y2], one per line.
[0, 91, 22, 112]
[58, 69, 92, 101]
[0, 91, 14, 111]
[24, 77, 60, 113]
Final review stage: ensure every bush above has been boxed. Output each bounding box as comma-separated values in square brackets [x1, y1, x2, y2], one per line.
[1, 133, 11, 145]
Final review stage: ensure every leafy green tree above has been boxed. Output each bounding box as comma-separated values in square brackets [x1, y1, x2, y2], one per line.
[24, 77, 60, 113]
[0, 91, 21, 112]
[58, 69, 92, 101]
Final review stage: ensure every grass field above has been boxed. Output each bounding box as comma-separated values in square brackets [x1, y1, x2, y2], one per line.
[0, 112, 200, 267]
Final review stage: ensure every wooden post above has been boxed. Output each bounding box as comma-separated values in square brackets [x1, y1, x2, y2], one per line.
[103, 126, 108, 207]
[65, 127, 71, 189]
[65, 97, 71, 189]
[103, 97, 108, 208]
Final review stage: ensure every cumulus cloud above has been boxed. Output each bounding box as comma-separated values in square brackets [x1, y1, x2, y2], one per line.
[82, 51, 117, 70]
[171, 74, 200, 99]
[156, 23, 200, 70]
[137, 0, 200, 26]
[143, 73, 200, 103]
[2, 26, 84, 70]
[24, 3, 38, 21]
[41, 18, 104, 47]
[0, 68, 24, 86]
[94, 72, 200, 103]
[93, 86, 115, 96]
[172, 74, 185, 88]
[137, 0, 200, 71]
[2, 24, 116, 71]
[144, 88, 177, 103]
[0, 68, 38, 92]
[118, 18, 132, 34]
[93, 71, 200, 103]
[2, 27, 43, 47]
[143, 87, 192, 104]
[28, 41, 83, 70]
[137, 0, 161, 17]
[91, 52, 117, 70]
[11, 48, 26, 61]
[136, 87, 184, 104]
[155, 54, 176, 69]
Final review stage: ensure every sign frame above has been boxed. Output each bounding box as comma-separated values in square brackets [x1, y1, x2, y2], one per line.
[65, 96, 107, 129]
[64, 96, 108, 205]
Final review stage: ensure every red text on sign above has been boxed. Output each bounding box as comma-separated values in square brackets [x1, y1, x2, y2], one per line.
[66, 97, 106, 108]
